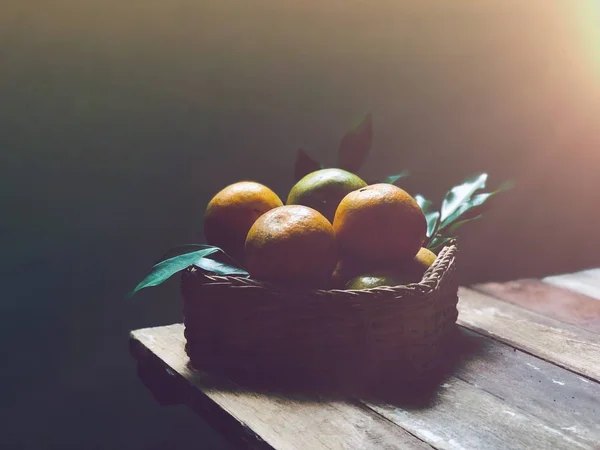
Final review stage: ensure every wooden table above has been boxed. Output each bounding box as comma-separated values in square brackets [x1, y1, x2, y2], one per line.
[129, 268, 600, 449]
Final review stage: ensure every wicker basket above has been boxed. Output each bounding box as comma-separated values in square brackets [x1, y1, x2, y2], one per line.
[181, 243, 459, 388]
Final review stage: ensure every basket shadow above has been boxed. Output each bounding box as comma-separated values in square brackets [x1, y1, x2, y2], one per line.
[360, 327, 494, 408]
[185, 326, 492, 409]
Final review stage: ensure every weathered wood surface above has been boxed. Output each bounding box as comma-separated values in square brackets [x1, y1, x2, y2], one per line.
[452, 329, 600, 445]
[131, 323, 600, 450]
[474, 279, 600, 334]
[368, 377, 590, 450]
[544, 269, 600, 300]
[457, 287, 600, 382]
[131, 269, 600, 449]
[130, 324, 431, 450]
[364, 328, 600, 450]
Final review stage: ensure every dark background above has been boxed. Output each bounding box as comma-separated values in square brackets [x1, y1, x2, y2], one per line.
[2, 1, 599, 449]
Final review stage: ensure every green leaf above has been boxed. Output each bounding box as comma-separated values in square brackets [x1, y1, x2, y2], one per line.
[440, 173, 488, 223]
[155, 244, 215, 265]
[446, 214, 483, 235]
[425, 211, 440, 239]
[294, 148, 323, 181]
[421, 175, 513, 251]
[439, 191, 493, 230]
[380, 169, 410, 186]
[194, 253, 250, 277]
[439, 179, 514, 231]
[427, 236, 455, 253]
[415, 194, 433, 214]
[337, 113, 373, 173]
[130, 247, 219, 297]
[415, 194, 440, 239]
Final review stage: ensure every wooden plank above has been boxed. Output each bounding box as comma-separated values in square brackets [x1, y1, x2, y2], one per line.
[130, 324, 431, 450]
[450, 329, 600, 444]
[363, 328, 600, 450]
[474, 279, 600, 334]
[544, 270, 600, 300]
[132, 323, 600, 450]
[457, 287, 600, 382]
[367, 377, 592, 450]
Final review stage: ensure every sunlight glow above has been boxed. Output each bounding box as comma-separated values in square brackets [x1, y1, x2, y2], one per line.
[575, 1, 600, 81]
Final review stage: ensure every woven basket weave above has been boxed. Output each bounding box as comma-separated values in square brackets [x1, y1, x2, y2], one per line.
[181, 243, 459, 387]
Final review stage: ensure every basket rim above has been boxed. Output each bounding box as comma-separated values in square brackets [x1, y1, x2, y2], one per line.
[183, 242, 458, 297]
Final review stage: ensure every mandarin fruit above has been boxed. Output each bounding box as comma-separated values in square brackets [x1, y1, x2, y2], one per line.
[333, 247, 437, 288]
[203, 181, 283, 261]
[286, 168, 367, 222]
[345, 271, 408, 290]
[244, 205, 337, 288]
[333, 183, 426, 265]
[402, 247, 437, 281]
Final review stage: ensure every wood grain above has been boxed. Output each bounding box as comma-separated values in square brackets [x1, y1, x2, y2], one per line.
[451, 329, 600, 445]
[457, 287, 600, 382]
[130, 324, 431, 450]
[362, 327, 600, 450]
[367, 376, 592, 450]
[132, 323, 600, 450]
[474, 279, 600, 334]
[544, 270, 600, 300]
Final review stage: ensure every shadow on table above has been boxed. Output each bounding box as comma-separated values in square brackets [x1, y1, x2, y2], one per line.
[173, 326, 496, 409]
